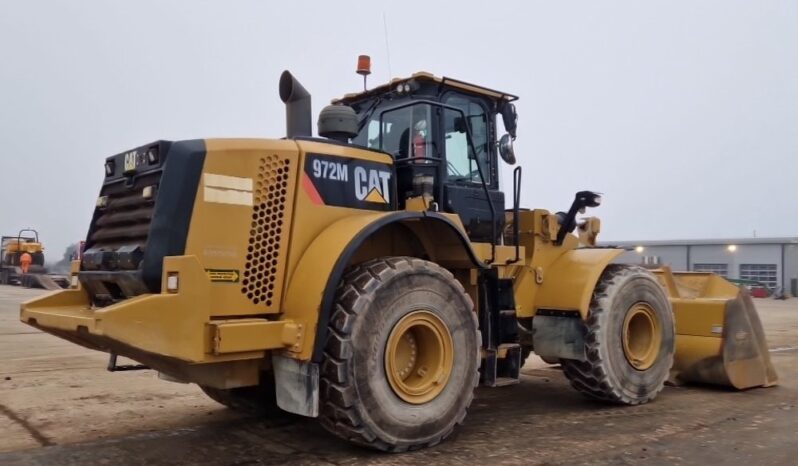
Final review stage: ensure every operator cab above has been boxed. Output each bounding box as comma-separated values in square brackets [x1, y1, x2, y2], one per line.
[332, 72, 519, 244]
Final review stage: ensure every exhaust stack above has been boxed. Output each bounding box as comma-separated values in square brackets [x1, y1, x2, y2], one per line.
[279, 70, 312, 138]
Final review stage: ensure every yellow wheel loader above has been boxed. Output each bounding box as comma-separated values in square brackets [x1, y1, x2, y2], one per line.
[1, 229, 68, 289]
[21, 67, 776, 452]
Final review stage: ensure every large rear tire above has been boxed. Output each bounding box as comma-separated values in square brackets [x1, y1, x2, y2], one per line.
[319, 257, 480, 452]
[562, 265, 674, 405]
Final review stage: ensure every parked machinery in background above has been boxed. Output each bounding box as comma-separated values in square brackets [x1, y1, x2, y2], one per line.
[1, 229, 68, 289]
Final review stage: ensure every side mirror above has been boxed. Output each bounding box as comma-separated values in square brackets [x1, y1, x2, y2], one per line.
[498, 133, 516, 164]
[500, 102, 518, 139]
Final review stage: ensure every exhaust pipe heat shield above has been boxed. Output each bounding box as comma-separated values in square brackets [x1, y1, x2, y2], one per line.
[279, 70, 312, 138]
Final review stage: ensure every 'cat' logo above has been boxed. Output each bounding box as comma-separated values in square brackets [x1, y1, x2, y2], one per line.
[354, 166, 391, 204]
[303, 153, 394, 211]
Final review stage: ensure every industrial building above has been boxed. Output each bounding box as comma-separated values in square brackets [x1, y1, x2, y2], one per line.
[608, 237, 798, 296]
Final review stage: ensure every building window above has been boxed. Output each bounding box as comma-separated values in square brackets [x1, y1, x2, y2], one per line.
[693, 263, 728, 277]
[642, 255, 660, 266]
[739, 264, 778, 289]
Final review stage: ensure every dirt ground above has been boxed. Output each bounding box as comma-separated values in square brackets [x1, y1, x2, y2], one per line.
[1, 285, 797, 465]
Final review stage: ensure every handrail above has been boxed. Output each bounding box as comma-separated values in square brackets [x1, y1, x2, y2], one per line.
[506, 166, 522, 264]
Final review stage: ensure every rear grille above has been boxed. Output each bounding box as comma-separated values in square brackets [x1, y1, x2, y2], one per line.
[83, 171, 161, 269]
[241, 155, 291, 308]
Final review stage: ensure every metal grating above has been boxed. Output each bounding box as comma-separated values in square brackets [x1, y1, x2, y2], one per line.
[693, 263, 728, 277]
[241, 155, 291, 306]
[86, 171, 161, 259]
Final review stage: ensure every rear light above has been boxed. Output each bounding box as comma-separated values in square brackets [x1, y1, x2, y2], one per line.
[70, 275, 79, 288]
[142, 186, 154, 199]
[96, 196, 109, 208]
[166, 273, 179, 293]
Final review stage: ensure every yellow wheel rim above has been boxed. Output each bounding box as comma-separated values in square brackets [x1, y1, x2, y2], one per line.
[622, 303, 662, 371]
[385, 310, 453, 404]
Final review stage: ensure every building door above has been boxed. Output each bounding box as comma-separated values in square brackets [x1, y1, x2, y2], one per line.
[739, 264, 778, 290]
[693, 263, 729, 277]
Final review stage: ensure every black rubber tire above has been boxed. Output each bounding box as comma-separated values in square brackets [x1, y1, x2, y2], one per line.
[562, 265, 674, 405]
[199, 375, 280, 416]
[319, 257, 480, 452]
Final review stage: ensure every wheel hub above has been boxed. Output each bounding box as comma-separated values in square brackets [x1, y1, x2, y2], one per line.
[385, 310, 453, 404]
[622, 302, 662, 370]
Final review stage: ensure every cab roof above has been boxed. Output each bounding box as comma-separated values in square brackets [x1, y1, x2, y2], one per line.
[332, 71, 519, 105]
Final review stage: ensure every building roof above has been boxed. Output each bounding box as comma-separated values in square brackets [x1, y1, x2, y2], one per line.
[332, 71, 519, 104]
[604, 237, 798, 247]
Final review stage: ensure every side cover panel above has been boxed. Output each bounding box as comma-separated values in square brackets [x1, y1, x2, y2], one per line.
[184, 139, 300, 316]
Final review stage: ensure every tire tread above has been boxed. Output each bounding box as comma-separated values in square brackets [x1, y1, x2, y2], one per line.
[562, 265, 673, 405]
[319, 256, 479, 452]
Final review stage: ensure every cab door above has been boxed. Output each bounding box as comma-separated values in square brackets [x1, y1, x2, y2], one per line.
[441, 93, 504, 243]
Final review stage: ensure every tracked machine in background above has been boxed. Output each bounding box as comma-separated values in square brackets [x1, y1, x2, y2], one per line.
[21, 60, 776, 452]
[1, 229, 68, 289]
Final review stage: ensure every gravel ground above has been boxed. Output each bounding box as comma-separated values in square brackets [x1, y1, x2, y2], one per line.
[1, 285, 796, 465]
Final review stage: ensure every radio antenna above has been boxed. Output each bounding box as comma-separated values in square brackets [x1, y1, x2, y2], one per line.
[383, 12, 393, 79]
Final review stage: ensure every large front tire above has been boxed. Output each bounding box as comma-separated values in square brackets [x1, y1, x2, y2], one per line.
[319, 257, 480, 452]
[562, 265, 674, 405]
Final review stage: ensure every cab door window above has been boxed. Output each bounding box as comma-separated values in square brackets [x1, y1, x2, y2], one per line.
[443, 95, 490, 184]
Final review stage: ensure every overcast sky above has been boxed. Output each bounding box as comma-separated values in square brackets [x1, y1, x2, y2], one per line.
[1, 1, 796, 259]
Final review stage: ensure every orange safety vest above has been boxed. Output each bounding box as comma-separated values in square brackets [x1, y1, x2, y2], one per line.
[413, 132, 426, 158]
[20, 252, 32, 274]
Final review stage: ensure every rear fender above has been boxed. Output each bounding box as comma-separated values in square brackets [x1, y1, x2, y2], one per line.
[281, 211, 482, 363]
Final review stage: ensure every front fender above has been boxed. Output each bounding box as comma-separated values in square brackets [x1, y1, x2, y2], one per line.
[534, 248, 624, 318]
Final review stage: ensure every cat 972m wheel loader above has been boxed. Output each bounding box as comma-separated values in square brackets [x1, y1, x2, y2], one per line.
[21, 64, 777, 452]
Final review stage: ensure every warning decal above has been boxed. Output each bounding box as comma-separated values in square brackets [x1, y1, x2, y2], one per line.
[205, 269, 241, 283]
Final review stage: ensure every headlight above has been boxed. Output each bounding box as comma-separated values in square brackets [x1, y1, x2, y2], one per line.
[146, 147, 159, 164]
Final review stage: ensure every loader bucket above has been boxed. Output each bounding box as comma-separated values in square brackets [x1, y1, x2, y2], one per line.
[653, 268, 778, 389]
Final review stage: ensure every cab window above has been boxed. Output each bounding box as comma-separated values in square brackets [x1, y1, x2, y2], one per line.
[443, 94, 490, 184]
[354, 104, 434, 160]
